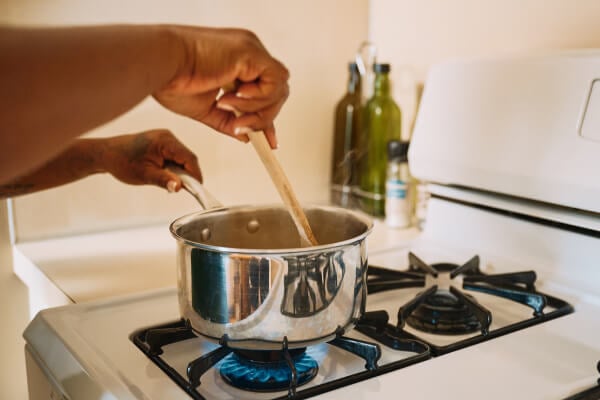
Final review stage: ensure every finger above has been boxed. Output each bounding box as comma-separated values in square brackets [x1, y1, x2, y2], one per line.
[217, 95, 282, 118]
[142, 166, 183, 192]
[218, 79, 289, 113]
[262, 124, 278, 149]
[198, 105, 252, 144]
[235, 57, 290, 98]
[231, 124, 277, 149]
[160, 138, 204, 183]
[183, 160, 203, 184]
[235, 77, 289, 102]
[230, 113, 277, 136]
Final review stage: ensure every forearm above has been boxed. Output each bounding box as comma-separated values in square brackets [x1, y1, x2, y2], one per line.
[0, 138, 108, 198]
[0, 25, 185, 183]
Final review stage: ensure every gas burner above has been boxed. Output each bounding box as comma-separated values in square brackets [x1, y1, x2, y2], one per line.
[401, 257, 492, 335]
[367, 251, 574, 355]
[131, 316, 430, 399]
[405, 288, 483, 334]
[219, 348, 318, 392]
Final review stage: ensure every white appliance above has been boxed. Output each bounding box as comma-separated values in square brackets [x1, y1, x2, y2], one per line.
[24, 52, 600, 399]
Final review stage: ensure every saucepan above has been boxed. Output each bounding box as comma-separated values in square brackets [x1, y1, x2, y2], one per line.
[168, 167, 373, 350]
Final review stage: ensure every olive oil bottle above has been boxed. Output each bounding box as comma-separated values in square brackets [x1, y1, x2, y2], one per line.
[330, 62, 362, 207]
[357, 63, 401, 217]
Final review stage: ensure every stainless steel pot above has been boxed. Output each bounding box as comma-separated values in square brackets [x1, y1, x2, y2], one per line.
[169, 169, 373, 350]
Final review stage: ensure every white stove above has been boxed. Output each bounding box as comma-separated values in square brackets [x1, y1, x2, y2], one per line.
[23, 51, 600, 399]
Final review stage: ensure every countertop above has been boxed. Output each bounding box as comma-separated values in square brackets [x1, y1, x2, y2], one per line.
[14, 218, 419, 306]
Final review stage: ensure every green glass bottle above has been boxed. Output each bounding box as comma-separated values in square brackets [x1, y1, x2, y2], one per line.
[330, 62, 362, 207]
[357, 63, 402, 217]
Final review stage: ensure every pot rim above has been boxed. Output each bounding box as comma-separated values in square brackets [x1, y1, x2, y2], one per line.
[169, 203, 374, 255]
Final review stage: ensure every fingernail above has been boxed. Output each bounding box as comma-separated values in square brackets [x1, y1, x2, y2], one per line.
[236, 91, 251, 99]
[217, 102, 236, 112]
[234, 127, 252, 136]
[167, 180, 177, 193]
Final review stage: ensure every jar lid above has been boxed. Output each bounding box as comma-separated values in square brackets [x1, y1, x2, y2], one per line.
[374, 63, 391, 73]
[387, 140, 410, 162]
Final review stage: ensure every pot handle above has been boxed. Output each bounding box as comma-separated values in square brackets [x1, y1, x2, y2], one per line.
[166, 164, 223, 210]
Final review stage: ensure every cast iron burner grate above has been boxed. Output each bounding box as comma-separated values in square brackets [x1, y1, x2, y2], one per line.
[365, 252, 574, 355]
[130, 314, 430, 400]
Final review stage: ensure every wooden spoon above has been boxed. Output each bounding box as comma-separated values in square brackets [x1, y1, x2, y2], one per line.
[222, 84, 318, 247]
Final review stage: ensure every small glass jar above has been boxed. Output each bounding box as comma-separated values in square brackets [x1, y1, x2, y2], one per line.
[385, 140, 412, 228]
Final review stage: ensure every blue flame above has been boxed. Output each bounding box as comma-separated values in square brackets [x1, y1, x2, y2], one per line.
[219, 351, 318, 391]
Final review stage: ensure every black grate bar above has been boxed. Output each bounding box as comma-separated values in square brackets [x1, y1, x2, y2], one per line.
[449, 286, 492, 334]
[449, 255, 481, 279]
[281, 337, 298, 398]
[464, 282, 547, 316]
[187, 345, 232, 388]
[355, 323, 430, 354]
[367, 278, 426, 294]
[397, 285, 438, 329]
[463, 271, 537, 290]
[368, 265, 425, 280]
[408, 252, 439, 277]
[145, 325, 196, 356]
[357, 310, 390, 333]
[329, 336, 381, 371]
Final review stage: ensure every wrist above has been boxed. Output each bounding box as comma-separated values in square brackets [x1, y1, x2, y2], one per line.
[74, 138, 108, 176]
[153, 25, 194, 95]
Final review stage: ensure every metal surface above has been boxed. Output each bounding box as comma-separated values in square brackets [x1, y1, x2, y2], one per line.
[171, 201, 373, 350]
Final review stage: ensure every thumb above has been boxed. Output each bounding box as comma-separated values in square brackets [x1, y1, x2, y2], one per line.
[142, 167, 182, 192]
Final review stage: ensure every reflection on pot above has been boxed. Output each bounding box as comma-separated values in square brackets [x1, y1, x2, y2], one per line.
[281, 251, 346, 317]
[190, 249, 274, 324]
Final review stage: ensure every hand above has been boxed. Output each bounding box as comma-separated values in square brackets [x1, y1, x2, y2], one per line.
[153, 27, 290, 149]
[100, 129, 202, 192]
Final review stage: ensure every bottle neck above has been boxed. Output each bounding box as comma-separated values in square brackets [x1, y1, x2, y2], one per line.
[348, 69, 361, 94]
[373, 72, 391, 97]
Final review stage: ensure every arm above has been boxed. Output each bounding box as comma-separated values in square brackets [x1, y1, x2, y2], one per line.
[0, 129, 202, 199]
[0, 25, 289, 184]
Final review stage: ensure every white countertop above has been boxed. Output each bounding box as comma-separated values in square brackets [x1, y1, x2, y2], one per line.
[14, 218, 419, 306]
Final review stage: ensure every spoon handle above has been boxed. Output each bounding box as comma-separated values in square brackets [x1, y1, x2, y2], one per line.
[247, 130, 318, 247]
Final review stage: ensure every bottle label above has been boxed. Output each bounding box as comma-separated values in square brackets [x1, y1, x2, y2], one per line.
[385, 178, 410, 228]
[386, 179, 407, 199]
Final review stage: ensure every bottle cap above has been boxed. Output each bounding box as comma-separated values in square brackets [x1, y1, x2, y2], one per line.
[374, 63, 391, 73]
[387, 140, 410, 162]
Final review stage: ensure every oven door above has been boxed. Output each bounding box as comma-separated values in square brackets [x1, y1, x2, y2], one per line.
[25, 344, 68, 400]
[25, 342, 114, 400]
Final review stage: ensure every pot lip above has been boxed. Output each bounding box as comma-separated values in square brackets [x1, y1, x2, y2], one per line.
[169, 203, 374, 254]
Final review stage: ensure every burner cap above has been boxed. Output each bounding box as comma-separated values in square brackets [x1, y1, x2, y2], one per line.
[406, 289, 482, 335]
[219, 348, 318, 392]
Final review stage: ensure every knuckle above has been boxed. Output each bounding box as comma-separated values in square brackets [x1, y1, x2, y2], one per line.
[185, 152, 198, 164]
[238, 28, 259, 41]
[159, 129, 175, 139]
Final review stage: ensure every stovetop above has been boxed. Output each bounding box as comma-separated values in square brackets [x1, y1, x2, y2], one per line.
[127, 247, 573, 399]
[24, 237, 600, 400]
[130, 317, 429, 399]
[22, 199, 600, 400]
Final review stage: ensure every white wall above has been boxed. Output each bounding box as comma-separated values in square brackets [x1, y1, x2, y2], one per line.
[0, 200, 28, 399]
[369, 0, 600, 140]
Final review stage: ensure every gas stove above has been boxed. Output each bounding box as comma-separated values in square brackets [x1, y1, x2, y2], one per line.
[125, 245, 574, 399]
[23, 51, 600, 399]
